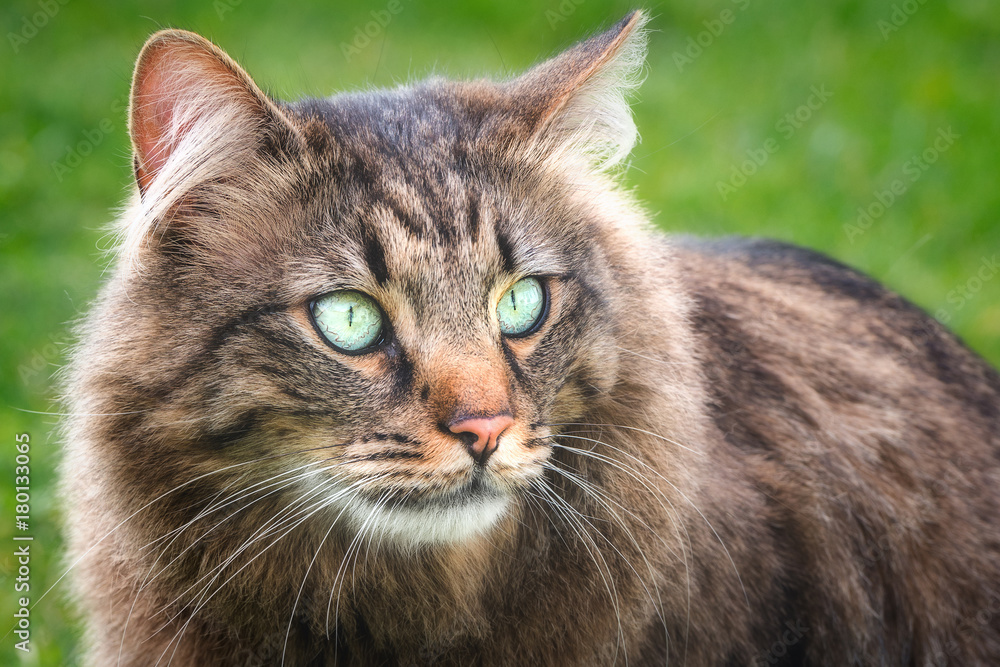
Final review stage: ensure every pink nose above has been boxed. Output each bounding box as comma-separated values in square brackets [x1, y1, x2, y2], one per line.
[448, 415, 513, 465]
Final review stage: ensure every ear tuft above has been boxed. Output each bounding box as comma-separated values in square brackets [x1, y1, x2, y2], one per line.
[510, 10, 649, 171]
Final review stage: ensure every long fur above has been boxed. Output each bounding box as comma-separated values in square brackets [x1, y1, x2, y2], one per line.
[62, 11, 1000, 666]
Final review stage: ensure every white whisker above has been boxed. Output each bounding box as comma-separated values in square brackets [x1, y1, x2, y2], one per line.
[549, 433, 747, 612]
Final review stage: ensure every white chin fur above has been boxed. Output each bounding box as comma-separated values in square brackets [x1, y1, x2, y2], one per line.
[343, 494, 509, 548]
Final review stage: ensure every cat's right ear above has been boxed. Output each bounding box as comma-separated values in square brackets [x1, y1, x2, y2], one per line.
[501, 11, 648, 172]
[128, 29, 301, 197]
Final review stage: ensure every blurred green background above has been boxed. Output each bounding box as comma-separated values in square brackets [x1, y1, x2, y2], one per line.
[1, 0, 998, 663]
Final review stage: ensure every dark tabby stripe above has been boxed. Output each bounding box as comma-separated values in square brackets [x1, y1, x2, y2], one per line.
[361, 227, 390, 286]
[496, 229, 517, 275]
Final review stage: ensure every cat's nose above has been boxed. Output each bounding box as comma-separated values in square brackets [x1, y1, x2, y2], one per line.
[449, 415, 513, 465]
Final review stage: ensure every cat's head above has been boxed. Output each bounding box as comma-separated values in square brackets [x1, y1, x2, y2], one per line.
[99, 12, 649, 548]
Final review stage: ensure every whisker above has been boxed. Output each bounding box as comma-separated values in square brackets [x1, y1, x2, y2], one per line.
[165, 473, 375, 617]
[542, 460, 671, 658]
[12, 406, 153, 417]
[548, 433, 747, 611]
[156, 487, 334, 666]
[159, 475, 384, 666]
[281, 504, 340, 665]
[326, 486, 395, 650]
[543, 420, 700, 455]
[140, 460, 324, 553]
[531, 478, 628, 664]
[36, 441, 352, 612]
[120, 461, 344, 661]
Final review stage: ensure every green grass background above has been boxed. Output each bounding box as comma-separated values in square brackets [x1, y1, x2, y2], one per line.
[2, 0, 998, 663]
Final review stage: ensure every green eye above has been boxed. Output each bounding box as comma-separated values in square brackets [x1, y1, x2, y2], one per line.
[311, 290, 385, 354]
[497, 277, 546, 337]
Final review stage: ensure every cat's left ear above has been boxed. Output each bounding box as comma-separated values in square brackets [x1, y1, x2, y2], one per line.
[506, 10, 648, 170]
[128, 29, 302, 197]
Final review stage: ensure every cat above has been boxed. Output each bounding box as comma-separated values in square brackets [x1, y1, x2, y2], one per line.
[62, 10, 1000, 666]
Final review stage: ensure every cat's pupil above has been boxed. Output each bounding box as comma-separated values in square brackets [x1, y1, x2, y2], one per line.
[510, 290, 517, 309]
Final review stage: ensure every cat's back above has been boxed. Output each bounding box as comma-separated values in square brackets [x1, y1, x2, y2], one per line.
[669, 235, 999, 459]
[660, 235, 1000, 664]
[672, 235, 999, 421]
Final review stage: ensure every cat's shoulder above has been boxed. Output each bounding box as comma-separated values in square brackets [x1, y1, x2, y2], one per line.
[666, 234, 1000, 421]
[667, 234, 947, 352]
[669, 235, 890, 307]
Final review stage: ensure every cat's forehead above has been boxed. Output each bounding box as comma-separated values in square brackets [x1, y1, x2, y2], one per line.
[295, 85, 487, 172]
[288, 87, 569, 274]
[292, 89, 484, 230]
[303, 179, 524, 307]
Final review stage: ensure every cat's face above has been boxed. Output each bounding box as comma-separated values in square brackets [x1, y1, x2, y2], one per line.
[109, 16, 644, 547]
[239, 97, 621, 545]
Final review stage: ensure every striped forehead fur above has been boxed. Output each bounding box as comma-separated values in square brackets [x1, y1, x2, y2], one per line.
[114, 14, 648, 278]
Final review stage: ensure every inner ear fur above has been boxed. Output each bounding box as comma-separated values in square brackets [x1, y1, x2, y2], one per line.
[129, 29, 301, 195]
[504, 10, 649, 170]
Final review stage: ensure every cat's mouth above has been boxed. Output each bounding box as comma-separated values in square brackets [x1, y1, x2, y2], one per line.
[341, 471, 511, 546]
[392, 471, 502, 511]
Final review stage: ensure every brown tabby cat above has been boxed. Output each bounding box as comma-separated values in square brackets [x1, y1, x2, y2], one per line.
[62, 11, 1000, 666]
